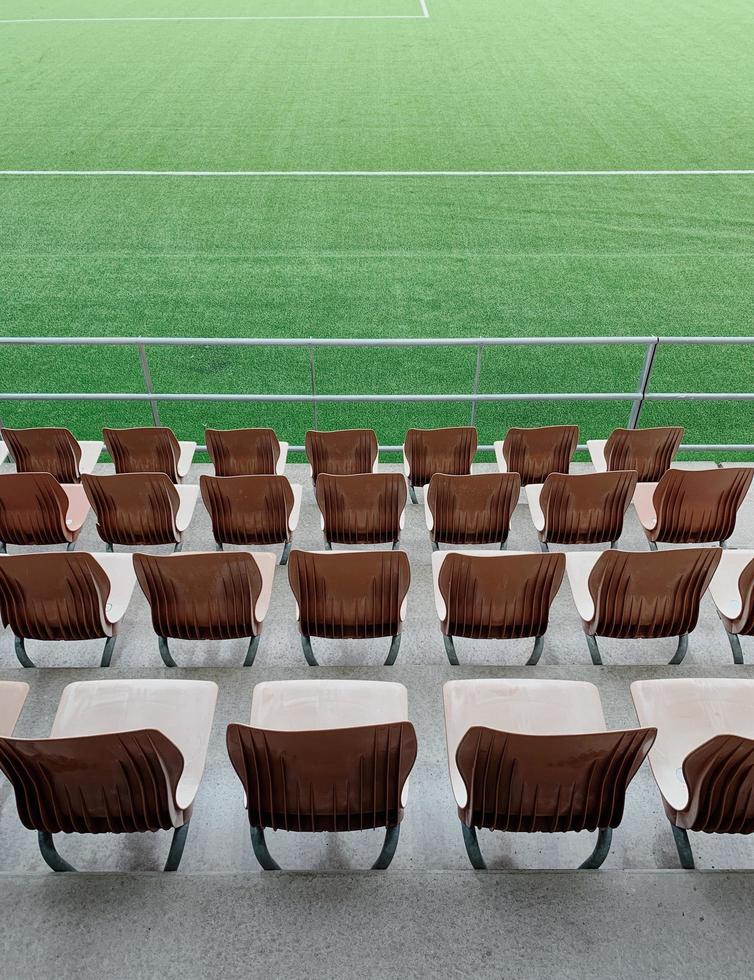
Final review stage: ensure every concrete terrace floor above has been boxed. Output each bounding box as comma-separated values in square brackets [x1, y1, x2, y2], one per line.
[1, 460, 754, 979]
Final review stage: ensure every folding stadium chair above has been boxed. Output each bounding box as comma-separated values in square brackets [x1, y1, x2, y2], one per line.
[0, 472, 90, 552]
[403, 426, 477, 504]
[0, 551, 137, 667]
[314, 472, 407, 549]
[633, 467, 753, 549]
[200, 474, 302, 565]
[587, 427, 684, 481]
[103, 426, 196, 483]
[82, 473, 199, 551]
[494, 425, 578, 485]
[227, 680, 417, 871]
[287, 549, 410, 666]
[0, 681, 30, 737]
[432, 551, 565, 665]
[425, 472, 520, 551]
[632, 679, 754, 869]
[565, 548, 721, 666]
[305, 429, 379, 484]
[444, 679, 654, 870]
[709, 549, 754, 663]
[526, 470, 637, 550]
[133, 550, 276, 667]
[206, 427, 289, 476]
[0, 426, 103, 483]
[0, 679, 217, 872]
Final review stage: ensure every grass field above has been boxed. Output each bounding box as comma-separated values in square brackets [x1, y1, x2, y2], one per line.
[0, 0, 752, 457]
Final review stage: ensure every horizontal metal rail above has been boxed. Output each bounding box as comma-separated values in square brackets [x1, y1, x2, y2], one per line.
[1, 391, 752, 402]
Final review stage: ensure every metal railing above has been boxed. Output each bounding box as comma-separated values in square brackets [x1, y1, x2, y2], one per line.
[0, 334, 752, 453]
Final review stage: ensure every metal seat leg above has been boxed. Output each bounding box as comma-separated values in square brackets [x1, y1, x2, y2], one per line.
[668, 634, 689, 665]
[243, 634, 260, 667]
[250, 826, 281, 871]
[372, 826, 401, 869]
[585, 634, 603, 665]
[579, 828, 612, 869]
[38, 832, 76, 872]
[100, 635, 116, 668]
[408, 484, 418, 505]
[726, 630, 744, 665]
[443, 634, 459, 666]
[280, 540, 292, 565]
[158, 635, 178, 668]
[164, 822, 190, 872]
[461, 823, 487, 869]
[14, 635, 35, 668]
[301, 634, 319, 666]
[384, 634, 402, 666]
[671, 825, 695, 869]
[526, 635, 545, 666]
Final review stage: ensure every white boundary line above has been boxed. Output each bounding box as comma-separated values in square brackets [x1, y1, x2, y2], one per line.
[0, 169, 752, 176]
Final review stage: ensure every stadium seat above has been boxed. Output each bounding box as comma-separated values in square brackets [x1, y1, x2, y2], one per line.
[0, 552, 136, 667]
[631, 678, 754, 869]
[205, 427, 289, 476]
[0, 440, 7, 466]
[315, 472, 407, 548]
[133, 551, 275, 667]
[0, 681, 30, 737]
[403, 426, 477, 504]
[0, 472, 90, 552]
[494, 425, 578, 485]
[526, 470, 637, 550]
[444, 679, 655, 870]
[633, 467, 753, 548]
[0, 679, 217, 872]
[565, 548, 721, 665]
[103, 426, 196, 483]
[82, 473, 199, 551]
[0, 427, 103, 483]
[709, 549, 754, 663]
[200, 474, 302, 565]
[287, 549, 410, 666]
[305, 428, 379, 484]
[226, 679, 417, 871]
[587, 427, 684, 481]
[432, 551, 565, 665]
[425, 472, 520, 550]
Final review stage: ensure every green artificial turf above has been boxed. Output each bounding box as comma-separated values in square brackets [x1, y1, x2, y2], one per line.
[0, 0, 752, 457]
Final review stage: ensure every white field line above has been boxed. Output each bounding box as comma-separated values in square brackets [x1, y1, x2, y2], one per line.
[418, 0, 429, 16]
[0, 169, 753, 176]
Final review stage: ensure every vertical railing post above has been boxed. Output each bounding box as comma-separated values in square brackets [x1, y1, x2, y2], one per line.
[137, 341, 162, 427]
[309, 341, 318, 431]
[469, 341, 483, 426]
[627, 338, 659, 429]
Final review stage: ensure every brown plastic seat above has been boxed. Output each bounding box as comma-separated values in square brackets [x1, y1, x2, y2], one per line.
[82, 473, 199, 550]
[315, 473, 407, 548]
[0, 678, 217, 872]
[709, 550, 754, 664]
[0, 552, 137, 667]
[134, 550, 276, 667]
[200, 474, 302, 564]
[206, 428, 288, 476]
[494, 425, 579, 485]
[566, 548, 721, 666]
[0, 427, 103, 483]
[0, 472, 90, 552]
[227, 680, 417, 870]
[588, 427, 684, 481]
[305, 429, 378, 484]
[103, 427, 195, 483]
[425, 472, 520, 549]
[287, 549, 410, 666]
[445, 679, 655, 869]
[526, 470, 637, 549]
[433, 551, 565, 665]
[633, 467, 753, 548]
[403, 427, 477, 502]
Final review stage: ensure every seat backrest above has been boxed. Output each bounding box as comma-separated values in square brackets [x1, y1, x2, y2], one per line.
[404, 427, 477, 487]
[438, 552, 564, 639]
[103, 427, 181, 482]
[305, 429, 378, 482]
[134, 551, 263, 640]
[0, 552, 111, 640]
[540, 470, 637, 544]
[200, 474, 294, 545]
[0, 472, 70, 545]
[0, 729, 185, 833]
[674, 734, 754, 834]
[587, 548, 721, 638]
[502, 425, 578, 485]
[315, 473, 407, 544]
[206, 428, 281, 477]
[724, 558, 754, 635]
[456, 726, 655, 832]
[0, 427, 82, 483]
[427, 472, 520, 544]
[227, 721, 417, 832]
[82, 473, 181, 545]
[287, 550, 410, 639]
[652, 468, 754, 543]
[604, 427, 683, 482]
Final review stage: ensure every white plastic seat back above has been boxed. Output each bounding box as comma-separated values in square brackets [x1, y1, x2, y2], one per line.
[250, 679, 408, 730]
[709, 550, 754, 621]
[564, 551, 603, 622]
[91, 553, 137, 625]
[0, 681, 30, 737]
